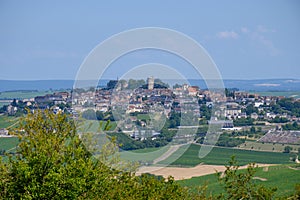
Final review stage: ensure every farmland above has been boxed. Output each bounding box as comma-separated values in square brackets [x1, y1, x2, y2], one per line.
[0, 137, 19, 153]
[0, 115, 19, 129]
[0, 90, 49, 100]
[80, 119, 117, 132]
[158, 144, 293, 166]
[178, 164, 300, 198]
[238, 141, 300, 153]
[120, 146, 169, 164]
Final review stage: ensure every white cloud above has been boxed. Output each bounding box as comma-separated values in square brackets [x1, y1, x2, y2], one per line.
[257, 25, 276, 33]
[217, 31, 239, 39]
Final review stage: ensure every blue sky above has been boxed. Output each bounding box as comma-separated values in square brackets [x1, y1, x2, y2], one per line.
[1, 0, 300, 80]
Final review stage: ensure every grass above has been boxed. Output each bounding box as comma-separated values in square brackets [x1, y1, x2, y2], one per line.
[0, 137, 19, 152]
[79, 120, 117, 132]
[178, 164, 300, 198]
[238, 141, 300, 153]
[159, 144, 293, 166]
[120, 146, 169, 164]
[0, 115, 19, 129]
[0, 91, 49, 99]
[136, 114, 150, 120]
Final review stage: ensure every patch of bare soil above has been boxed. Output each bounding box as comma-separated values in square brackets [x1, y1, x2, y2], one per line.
[136, 163, 276, 180]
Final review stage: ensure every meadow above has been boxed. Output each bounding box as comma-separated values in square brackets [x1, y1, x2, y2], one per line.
[178, 164, 300, 198]
[159, 144, 293, 166]
[120, 146, 169, 164]
[0, 137, 19, 153]
[80, 119, 117, 132]
[0, 115, 19, 129]
[0, 90, 49, 100]
[238, 141, 300, 153]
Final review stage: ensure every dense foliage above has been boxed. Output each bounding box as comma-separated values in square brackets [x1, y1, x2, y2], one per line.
[0, 111, 188, 199]
[233, 117, 254, 126]
[282, 122, 300, 130]
[216, 134, 245, 147]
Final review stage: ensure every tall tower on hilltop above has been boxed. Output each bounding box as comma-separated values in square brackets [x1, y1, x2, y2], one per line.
[147, 76, 154, 90]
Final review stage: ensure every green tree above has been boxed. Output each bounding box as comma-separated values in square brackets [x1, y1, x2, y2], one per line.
[283, 145, 293, 153]
[0, 110, 189, 199]
[250, 126, 256, 133]
[81, 109, 96, 120]
[95, 110, 105, 120]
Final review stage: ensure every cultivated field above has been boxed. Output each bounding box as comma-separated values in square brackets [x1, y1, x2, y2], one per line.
[158, 144, 293, 166]
[0, 137, 19, 152]
[80, 120, 117, 132]
[238, 141, 300, 153]
[0, 115, 19, 129]
[0, 91, 49, 100]
[178, 164, 300, 198]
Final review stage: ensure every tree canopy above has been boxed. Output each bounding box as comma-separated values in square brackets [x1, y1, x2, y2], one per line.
[0, 110, 187, 199]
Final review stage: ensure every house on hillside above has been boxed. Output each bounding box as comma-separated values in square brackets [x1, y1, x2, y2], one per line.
[0, 128, 9, 136]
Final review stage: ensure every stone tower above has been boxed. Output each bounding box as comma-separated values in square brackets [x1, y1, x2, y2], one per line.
[147, 76, 154, 90]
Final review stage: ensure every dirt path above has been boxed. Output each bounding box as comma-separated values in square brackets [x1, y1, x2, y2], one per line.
[137, 163, 276, 180]
[253, 176, 267, 181]
[153, 144, 182, 164]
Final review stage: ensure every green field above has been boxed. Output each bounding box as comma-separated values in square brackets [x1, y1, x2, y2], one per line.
[238, 141, 300, 153]
[0, 115, 19, 129]
[137, 114, 150, 120]
[159, 144, 293, 166]
[120, 146, 169, 164]
[80, 120, 117, 132]
[178, 164, 300, 198]
[0, 137, 19, 152]
[0, 91, 49, 100]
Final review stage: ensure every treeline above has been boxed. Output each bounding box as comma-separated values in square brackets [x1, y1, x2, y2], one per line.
[282, 122, 300, 130]
[108, 129, 177, 151]
[233, 117, 254, 126]
[216, 134, 245, 147]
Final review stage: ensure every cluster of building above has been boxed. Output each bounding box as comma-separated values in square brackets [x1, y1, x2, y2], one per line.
[3, 78, 300, 125]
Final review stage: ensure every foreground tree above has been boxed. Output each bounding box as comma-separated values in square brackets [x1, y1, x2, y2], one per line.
[0, 110, 188, 199]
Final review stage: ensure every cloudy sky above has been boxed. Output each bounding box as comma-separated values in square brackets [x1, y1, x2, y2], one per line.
[1, 0, 300, 80]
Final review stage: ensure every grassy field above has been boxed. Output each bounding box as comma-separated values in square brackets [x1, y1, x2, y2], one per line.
[0, 137, 19, 152]
[0, 115, 19, 129]
[159, 144, 293, 166]
[80, 120, 117, 132]
[136, 114, 150, 120]
[120, 146, 169, 164]
[0, 91, 49, 99]
[178, 164, 300, 198]
[238, 141, 300, 153]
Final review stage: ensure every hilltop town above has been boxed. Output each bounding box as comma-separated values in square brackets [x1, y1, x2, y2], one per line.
[1, 78, 300, 152]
